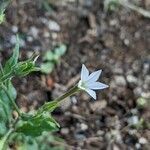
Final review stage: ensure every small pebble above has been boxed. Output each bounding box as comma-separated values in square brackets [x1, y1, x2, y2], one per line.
[27, 36, 33, 42]
[12, 25, 18, 33]
[97, 130, 105, 136]
[109, 19, 118, 26]
[127, 75, 138, 84]
[71, 96, 78, 104]
[80, 123, 88, 131]
[114, 75, 126, 86]
[61, 128, 69, 135]
[128, 116, 139, 125]
[10, 35, 25, 47]
[124, 39, 130, 46]
[139, 137, 147, 144]
[47, 20, 60, 31]
[135, 143, 141, 149]
[29, 26, 39, 38]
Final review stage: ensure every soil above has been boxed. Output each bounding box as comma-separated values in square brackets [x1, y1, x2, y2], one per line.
[0, 0, 149, 149]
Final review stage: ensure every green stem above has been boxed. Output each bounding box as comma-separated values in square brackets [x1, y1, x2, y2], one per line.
[0, 118, 19, 150]
[0, 84, 22, 117]
[0, 128, 13, 150]
[39, 85, 80, 113]
[54, 85, 80, 104]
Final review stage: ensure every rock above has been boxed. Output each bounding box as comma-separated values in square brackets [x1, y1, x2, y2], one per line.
[145, 0, 150, 9]
[79, 0, 93, 7]
[97, 130, 105, 136]
[71, 96, 78, 104]
[105, 130, 122, 143]
[10, 35, 17, 44]
[12, 25, 18, 33]
[128, 116, 139, 126]
[109, 19, 118, 26]
[80, 123, 88, 131]
[43, 31, 50, 38]
[47, 20, 60, 32]
[27, 36, 33, 42]
[29, 26, 39, 38]
[143, 62, 149, 74]
[139, 137, 147, 144]
[10, 35, 25, 47]
[141, 92, 150, 99]
[135, 143, 141, 149]
[61, 128, 69, 135]
[127, 75, 138, 84]
[134, 87, 142, 97]
[130, 109, 138, 115]
[112, 144, 120, 150]
[114, 75, 126, 86]
[90, 100, 107, 112]
[74, 131, 86, 140]
[124, 39, 130, 46]
[113, 63, 123, 74]
[132, 60, 140, 72]
[27, 90, 47, 103]
[51, 32, 58, 39]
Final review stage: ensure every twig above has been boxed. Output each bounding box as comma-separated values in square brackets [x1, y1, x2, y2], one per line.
[119, 0, 150, 18]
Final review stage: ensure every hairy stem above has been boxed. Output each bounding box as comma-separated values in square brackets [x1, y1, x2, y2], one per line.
[54, 85, 80, 104]
[39, 85, 80, 113]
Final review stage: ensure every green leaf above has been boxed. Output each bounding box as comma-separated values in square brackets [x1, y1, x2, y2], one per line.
[0, 123, 7, 137]
[52, 44, 67, 63]
[40, 44, 67, 74]
[3, 36, 19, 75]
[43, 51, 54, 61]
[16, 138, 38, 150]
[14, 60, 36, 77]
[43, 44, 67, 62]
[40, 62, 54, 74]
[0, 1, 10, 24]
[0, 80, 17, 137]
[0, 11, 5, 24]
[6, 80, 17, 100]
[36, 132, 65, 150]
[104, 0, 120, 12]
[8, 133, 38, 150]
[16, 113, 59, 137]
[54, 44, 67, 57]
[0, 80, 17, 105]
[0, 105, 7, 122]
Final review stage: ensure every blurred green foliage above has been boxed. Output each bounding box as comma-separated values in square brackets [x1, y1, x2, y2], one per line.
[104, 0, 120, 11]
[40, 44, 67, 74]
[0, 0, 10, 24]
[0, 37, 65, 150]
[9, 132, 65, 150]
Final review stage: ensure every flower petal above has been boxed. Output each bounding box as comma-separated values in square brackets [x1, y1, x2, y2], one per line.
[81, 64, 89, 81]
[87, 82, 109, 90]
[86, 89, 96, 99]
[87, 70, 102, 83]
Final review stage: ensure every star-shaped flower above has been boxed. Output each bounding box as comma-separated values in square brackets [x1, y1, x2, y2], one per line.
[78, 64, 108, 99]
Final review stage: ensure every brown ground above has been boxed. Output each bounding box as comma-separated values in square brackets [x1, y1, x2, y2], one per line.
[0, 0, 149, 149]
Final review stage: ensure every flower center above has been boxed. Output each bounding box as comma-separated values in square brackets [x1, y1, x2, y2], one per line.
[78, 80, 87, 90]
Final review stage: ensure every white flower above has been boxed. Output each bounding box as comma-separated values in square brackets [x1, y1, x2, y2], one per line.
[78, 64, 108, 99]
